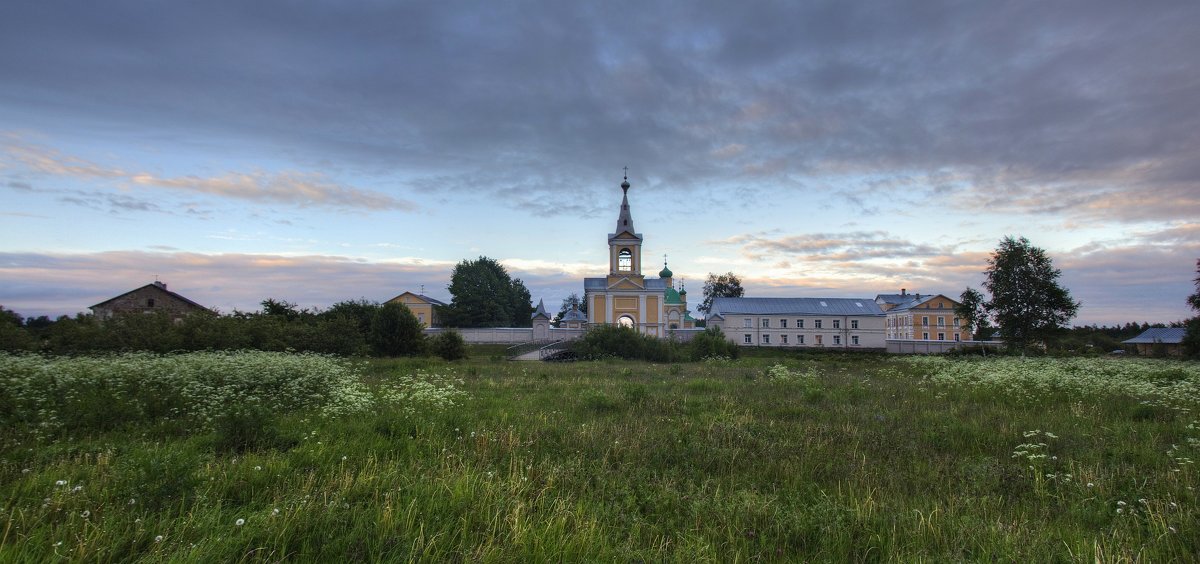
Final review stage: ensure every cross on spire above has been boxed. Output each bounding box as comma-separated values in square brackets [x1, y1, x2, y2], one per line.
[623, 165, 628, 179]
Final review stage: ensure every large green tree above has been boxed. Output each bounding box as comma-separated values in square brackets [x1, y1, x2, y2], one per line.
[441, 256, 533, 328]
[982, 236, 1080, 352]
[699, 272, 745, 314]
[1184, 259, 1200, 358]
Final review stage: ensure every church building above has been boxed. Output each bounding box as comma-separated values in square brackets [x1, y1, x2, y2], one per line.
[583, 175, 695, 336]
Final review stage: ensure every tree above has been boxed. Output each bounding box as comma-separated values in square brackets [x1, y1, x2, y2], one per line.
[553, 293, 587, 327]
[699, 272, 745, 314]
[441, 256, 532, 328]
[954, 287, 992, 341]
[430, 330, 467, 361]
[982, 236, 1080, 353]
[1184, 259, 1200, 358]
[369, 302, 427, 357]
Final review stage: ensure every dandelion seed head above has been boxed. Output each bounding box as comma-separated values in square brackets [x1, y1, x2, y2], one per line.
[154, 535, 163, 543]
[235, 518, 245, 526]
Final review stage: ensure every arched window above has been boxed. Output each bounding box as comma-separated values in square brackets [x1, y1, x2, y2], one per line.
[617, 315, 635, 328]
[618, 248, 632, 272]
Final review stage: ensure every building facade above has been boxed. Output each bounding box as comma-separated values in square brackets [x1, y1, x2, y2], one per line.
[876, 291, 972, 342]
[583, 175, 694, 336]
[385, 291, 447, 328]
[706, 297, 886, 348]
[90, 281, 208, 321]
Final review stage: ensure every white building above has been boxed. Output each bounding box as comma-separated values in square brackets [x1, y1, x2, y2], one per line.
[706, 297, 886, 349]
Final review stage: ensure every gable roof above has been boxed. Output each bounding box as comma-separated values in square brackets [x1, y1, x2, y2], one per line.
[90, 282, 208, 311]
[560, 306, 587, 322]
[709, 297, 884, 317]
[1122, 327, 1187, 344]
[387, 292, 447, 306]
[889, 294, 958, 313]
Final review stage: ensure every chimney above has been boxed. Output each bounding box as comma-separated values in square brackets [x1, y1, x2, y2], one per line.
[901, 288, 906, 296]
[153, 281, 167, 290]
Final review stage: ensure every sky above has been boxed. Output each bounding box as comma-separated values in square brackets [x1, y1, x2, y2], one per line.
[2, 1, 1198, 326]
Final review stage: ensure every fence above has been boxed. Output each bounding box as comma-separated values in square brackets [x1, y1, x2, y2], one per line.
[886, 339, 1003, 354]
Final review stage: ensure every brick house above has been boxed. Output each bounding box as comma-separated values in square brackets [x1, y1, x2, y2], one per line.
[90, 281, 209, 320]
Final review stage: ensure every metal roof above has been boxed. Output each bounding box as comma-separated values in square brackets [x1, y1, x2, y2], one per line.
[531, 299, 551, 319]
[560, 306, 587, 322]
[710, 297, 884, 316]
[583, 277, 668, 290]
[1122, 327, 1187, 344]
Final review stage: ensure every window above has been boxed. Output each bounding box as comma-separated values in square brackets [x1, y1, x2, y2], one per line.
[922, 316, 929, 327]
[743, 318, 752, 328]
[617, 315, 635, 328]
[938, 302, 944, 309]
[851, 320, 858, 329]
[922, 332, 929, 340]
[833, 320, 841, 329]
[797, 319, 804, 328]
[954, 334, 961, 342]
[418, 313, 425, 324]
[780, 319, 788, 328]
[814, 320, 823, 329]
[937, 317, 945, 327]
[762, 334, 770, 344]
[669, 323, 678, 329]
[762, 318, 770, 328]
[834, 335, 841, 345]
[618, 248, 632, 272]
[147, 298, 155, 307]
[852, 335, 859, 345]
[954, 318, 960, 327]
[938, 333, 945, 341]
[744, 334, 752, 344]
[815, 335, 823, 345]
[798, 335, 805, 344]
[781, 335, 788, 344]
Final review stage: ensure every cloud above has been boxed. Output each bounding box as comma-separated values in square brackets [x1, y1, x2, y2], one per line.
[1, 2, 1195, 221]
[0, 250, 595, 319]
[1, 139, 417, 212]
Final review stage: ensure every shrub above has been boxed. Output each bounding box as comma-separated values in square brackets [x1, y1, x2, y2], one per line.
[369, 303, 427, 357]
[430, 330, 468, 361]
[689, 326, 739, 360]
[571, 324, 684, 362]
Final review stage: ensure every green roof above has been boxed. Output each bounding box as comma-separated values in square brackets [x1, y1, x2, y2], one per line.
[664, 287, 683, 304]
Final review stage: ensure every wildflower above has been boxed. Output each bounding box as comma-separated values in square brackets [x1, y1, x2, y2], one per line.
[341, 456, 347, 461]
[81, 510, 90, 518]
[254, 466, 262, 471]
[128, 498, 136, 505]
[272, 508, 280, 516]
[55, 480, 67, 486]
[72, 485, 82, 492]
[235, 518, 245, 526]
[1169, 527, 1177, 533]
[1117, 508, 1124, 514]
[154, 535, 163, 543]
[22, 468, 30, 474]
[54, 541, 63, 547]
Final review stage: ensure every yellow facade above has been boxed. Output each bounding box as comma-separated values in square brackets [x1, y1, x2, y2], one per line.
[385, 291, 444, 328]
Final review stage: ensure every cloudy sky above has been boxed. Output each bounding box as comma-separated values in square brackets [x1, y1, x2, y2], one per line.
[2, 1, 1198, 325]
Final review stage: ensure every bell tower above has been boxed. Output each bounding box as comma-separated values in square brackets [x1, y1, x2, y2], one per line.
[608, 172, 644, 279]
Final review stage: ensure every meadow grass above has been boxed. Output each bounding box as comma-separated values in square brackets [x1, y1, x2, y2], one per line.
[1, 351, 1198, 561]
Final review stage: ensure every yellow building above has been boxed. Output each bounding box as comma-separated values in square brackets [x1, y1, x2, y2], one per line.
[385, 291, 447, 328]
[583, 175, 694, 335]
[876, 291, 972, 341]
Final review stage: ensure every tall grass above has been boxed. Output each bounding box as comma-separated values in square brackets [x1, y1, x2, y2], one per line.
[1, 352, 1197, 561]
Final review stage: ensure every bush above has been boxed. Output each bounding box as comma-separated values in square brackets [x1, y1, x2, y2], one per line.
[689, 326, 739, 360]
[571, 324, 684, 362]
[369, 303, 427, 357]
[430, 330, 468, 361]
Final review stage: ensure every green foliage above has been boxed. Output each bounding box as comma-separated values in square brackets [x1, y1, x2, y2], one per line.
[955, 287, 993, 341]
[983, 236, 1080, 352]
[1186, 260, 1200, 359]
[570, 324, 684, 362]
[688, 326, 740, 360]
[3, 354, 1199, 561]
[369, 302, 427, 357]
[699, 271, 745, 314]
[442, 256, 533, 328]
[430, 330, 468, 361]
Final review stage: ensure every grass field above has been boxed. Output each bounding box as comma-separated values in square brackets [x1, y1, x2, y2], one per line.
[2, 350, 1198, 561]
